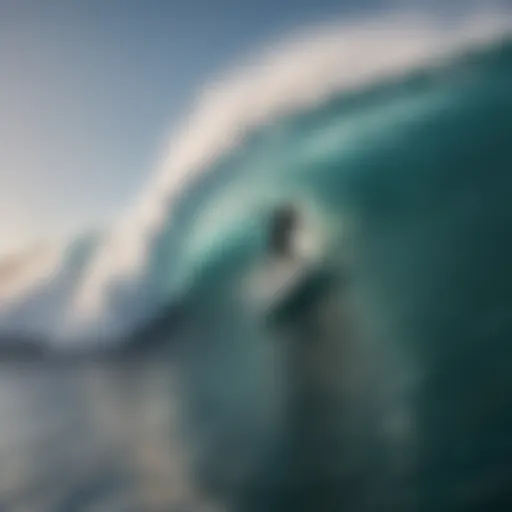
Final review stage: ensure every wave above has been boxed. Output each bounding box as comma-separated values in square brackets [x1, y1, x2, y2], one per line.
[0, 8, 510, 348]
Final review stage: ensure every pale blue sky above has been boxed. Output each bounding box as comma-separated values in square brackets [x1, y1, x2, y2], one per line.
[0, 0, 509, 254]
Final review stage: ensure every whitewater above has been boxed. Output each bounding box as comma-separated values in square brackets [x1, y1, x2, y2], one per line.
[0, 8, 510, 347]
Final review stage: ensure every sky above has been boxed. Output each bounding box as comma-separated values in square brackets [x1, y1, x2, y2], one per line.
[0, 0, 509, 255]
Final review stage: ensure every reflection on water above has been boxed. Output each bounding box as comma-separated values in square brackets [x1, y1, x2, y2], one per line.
[0, 361, 201, 512]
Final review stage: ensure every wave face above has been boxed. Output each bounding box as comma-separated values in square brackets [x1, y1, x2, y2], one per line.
[0, 9, 511, 512]
[0, 10, 510, 346]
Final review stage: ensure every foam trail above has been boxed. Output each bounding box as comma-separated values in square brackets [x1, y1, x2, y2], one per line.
[0, 8, 510, 346]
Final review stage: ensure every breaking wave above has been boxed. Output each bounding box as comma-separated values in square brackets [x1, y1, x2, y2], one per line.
[0, 8, 510, 347]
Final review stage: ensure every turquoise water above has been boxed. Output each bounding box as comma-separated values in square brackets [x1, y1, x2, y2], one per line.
[164, 37, 512, 511]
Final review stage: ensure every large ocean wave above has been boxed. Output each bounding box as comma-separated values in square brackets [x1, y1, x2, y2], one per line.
[0, 9, 510, 347]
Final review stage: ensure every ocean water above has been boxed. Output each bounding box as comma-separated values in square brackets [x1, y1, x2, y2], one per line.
[0, 11, 511, 512]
